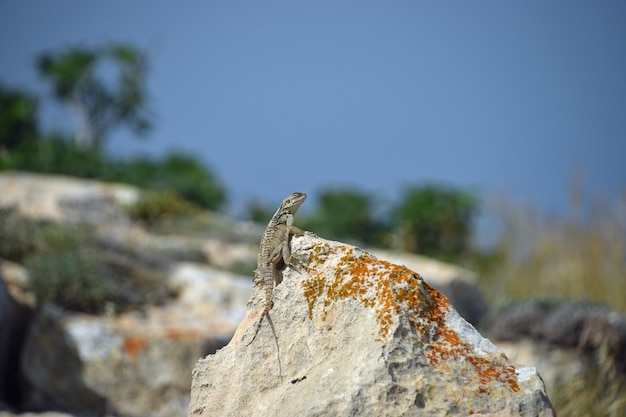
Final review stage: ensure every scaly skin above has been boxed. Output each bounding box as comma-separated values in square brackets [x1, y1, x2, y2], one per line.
[247, 192, 307, 345]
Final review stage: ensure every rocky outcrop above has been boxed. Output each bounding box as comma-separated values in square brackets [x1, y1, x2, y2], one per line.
[368, 249, 487, 325]
[487, 299, 626, 393]
[0, 172, 258, 415]
[0, 171, 138, 224]
[18, 263, 251, 417]
[0, 172, 260, 271]
[188, 235, 555, 417]
[0, 172, 564, 416]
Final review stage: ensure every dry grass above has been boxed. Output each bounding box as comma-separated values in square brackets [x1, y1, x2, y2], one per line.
[479, 192, 626, 312]
[550, 335, 626, 417]
[474, 190, 626, 416]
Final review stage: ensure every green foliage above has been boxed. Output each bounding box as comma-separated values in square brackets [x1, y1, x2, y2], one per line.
[1, 43, 225, 211]
[393, 185, 476, 259]
[114, 153, 226, 210]
[0, 135, 112, 177]
[0, 207, 45, 261]
[26, 247, 117, 314]
[37, 43, 152, 148]
[2, 213, 168, 313]
[243, 198, 274, 224]
[3, 218, 116, 313]
[0, 137, 226, 210]
[0, 84, 39, 152]
[0, 208, 96, 262]
[126, 190, 200, 225]
[302, 187, 389, 246]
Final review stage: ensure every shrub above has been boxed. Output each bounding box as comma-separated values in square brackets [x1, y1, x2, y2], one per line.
[393, 185, 477, 259]
[16, 220, 117, 313]
[126, 190, 199, 225]
[1, 139, 226, 212]
[0, 84, 39, 151]
[0, 213, 167, 313]
[0, 135, 113, 178]
[301, 187, 389, 246]
[26, 248, 117, 314]
[113, 153, 226, 210]
[0, 207, 90, 262]
[0, 207, 42, 261]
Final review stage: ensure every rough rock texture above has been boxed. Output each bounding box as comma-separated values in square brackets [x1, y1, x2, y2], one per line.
[495, 340, 587, 396]
[0, 172, 260, 270]
[368, 249, 487, 325]
[0, 261, 35, 404]
[189, 235, 555, 417]
[19, 263, 251, 417]
[0, 171, 138, 224]
[487, 299, 626, 395]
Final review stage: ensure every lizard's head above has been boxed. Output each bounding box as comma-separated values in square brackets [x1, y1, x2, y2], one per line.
[283, 192, 307, 213]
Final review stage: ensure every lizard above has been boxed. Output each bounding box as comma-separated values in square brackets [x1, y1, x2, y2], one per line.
[246, 191, 307, 346]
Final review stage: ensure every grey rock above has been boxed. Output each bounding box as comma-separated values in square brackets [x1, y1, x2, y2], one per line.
[0, 261, 35, 405]
[487, 299, 626, 396]
[19, 264, 252, 417]
[189, 235, 555, 417]
[496, 340, 587, 397]
[0, 172, 138, 225]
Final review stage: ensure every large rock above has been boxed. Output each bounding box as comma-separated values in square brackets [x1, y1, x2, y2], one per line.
[368, 249, 487, 325]
[0, 172, 138, 225]
[486, 299, 626, 395]
[19, 263, 252, 417]
[188, 235, 555, 417]
[0, 172, 259, 271]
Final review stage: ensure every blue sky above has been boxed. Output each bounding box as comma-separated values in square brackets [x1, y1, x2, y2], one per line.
[1, 1, 625, 220]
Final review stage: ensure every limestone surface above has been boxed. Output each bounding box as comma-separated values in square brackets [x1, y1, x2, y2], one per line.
[18, 264, 251, 417]
[188, 234, 555, 417]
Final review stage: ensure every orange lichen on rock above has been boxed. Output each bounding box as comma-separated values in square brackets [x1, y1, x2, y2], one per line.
[301, 241, 521, 393]
[124, 336, 148, 357]
[165, 328, 204, 340]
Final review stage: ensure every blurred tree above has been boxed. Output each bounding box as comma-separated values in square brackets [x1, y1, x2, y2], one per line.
[244, 198, 274, 224]
[37, 43, 152, 149]
[0, 84, 39, 152]
[1, 45, 226, 213]
[1, 135, 112, 177]
[393, 185, 476, 259]
[303, 187, 389, 246]
[114, 153, 226, 210]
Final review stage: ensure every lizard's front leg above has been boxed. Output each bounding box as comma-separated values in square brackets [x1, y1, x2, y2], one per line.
[283, 237, 310, 275]
[288, 225, 304, 236]
[286, 213, 304, 237]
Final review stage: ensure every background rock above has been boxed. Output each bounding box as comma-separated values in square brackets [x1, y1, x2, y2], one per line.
[0, 261, 35, 406]
[486, 299, 626, 398]
[0, 172, 138, 225]
[495, 340, 587, 396]
[18, 264, 251, 417]
[189, 235, 555, 417]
